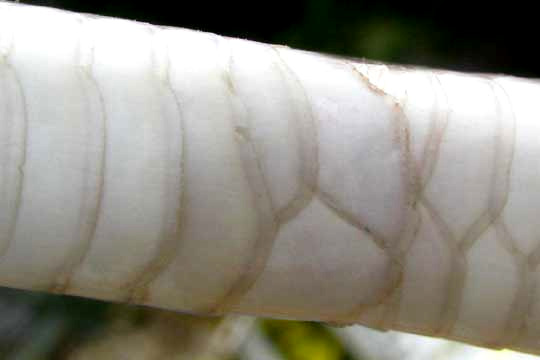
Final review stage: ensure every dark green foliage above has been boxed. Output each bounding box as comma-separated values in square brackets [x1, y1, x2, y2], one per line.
[21, 0, 540, 76]
[0, 287, 110, 359]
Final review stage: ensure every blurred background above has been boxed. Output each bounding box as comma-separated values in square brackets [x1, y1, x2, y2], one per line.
[1, 0, 539, 359]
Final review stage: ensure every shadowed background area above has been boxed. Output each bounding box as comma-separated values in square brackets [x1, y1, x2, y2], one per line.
[16, 0, 540, 77]
[0, 1, 538, 359]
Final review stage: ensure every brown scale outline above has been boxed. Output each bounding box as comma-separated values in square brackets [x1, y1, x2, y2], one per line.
[48, 16, 107, 294]
[0, 18, 28, 259]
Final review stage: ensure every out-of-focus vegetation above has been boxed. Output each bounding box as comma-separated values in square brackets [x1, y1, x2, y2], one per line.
[0, 287, 109, 358]
[1, 0, 539, 358]
[262, 320, 353, 360]
[0, 287, 252, 359]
